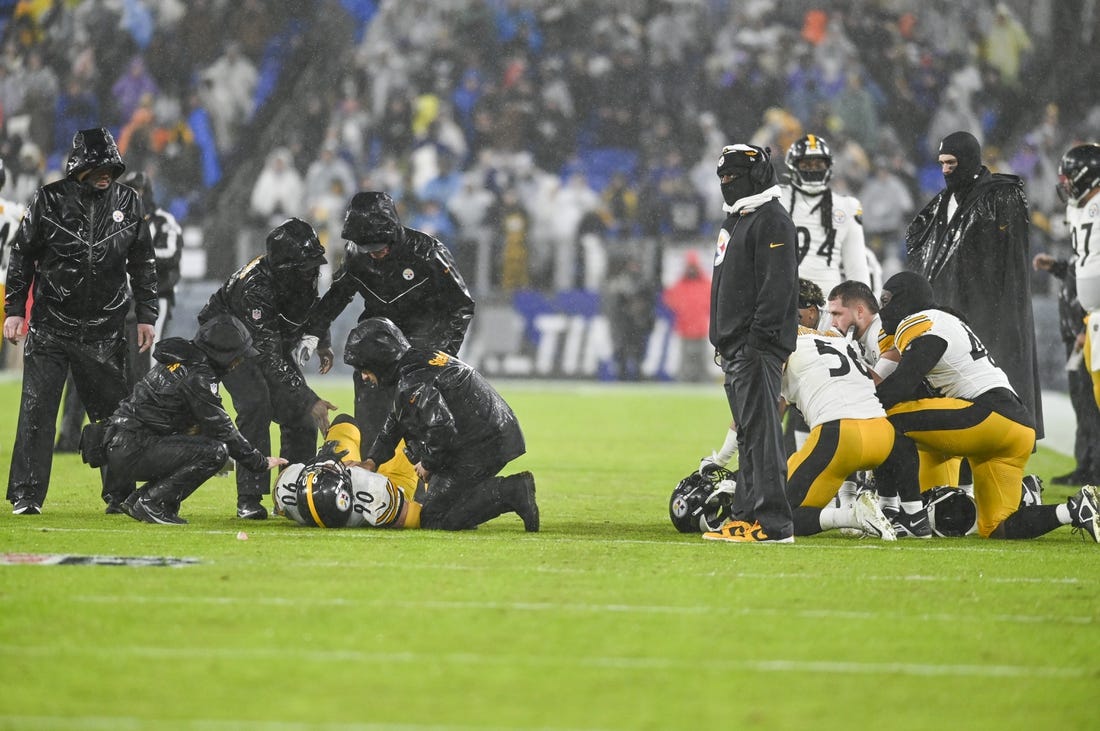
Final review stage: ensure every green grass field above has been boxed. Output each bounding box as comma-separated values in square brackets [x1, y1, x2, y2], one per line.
[0, 376, 1097, 731]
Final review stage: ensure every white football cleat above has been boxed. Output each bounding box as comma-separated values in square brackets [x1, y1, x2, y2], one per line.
[853, 491, 897, 541]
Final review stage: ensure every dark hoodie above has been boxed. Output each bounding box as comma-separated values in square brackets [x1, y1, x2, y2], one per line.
[4, 127, 157, 339]
[306, 191, 475, 355]
[108, 337, 267, 472]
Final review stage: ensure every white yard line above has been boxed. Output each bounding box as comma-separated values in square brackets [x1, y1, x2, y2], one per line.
[0, 718, 594, 731]
[62, 594, 1095, 625]
[0, 643, 1082, 680]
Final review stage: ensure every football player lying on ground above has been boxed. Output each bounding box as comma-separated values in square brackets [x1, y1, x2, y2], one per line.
[310, 316, 538, 531]
[273, 414, 421, 527]
[875, 271, 1100, 542]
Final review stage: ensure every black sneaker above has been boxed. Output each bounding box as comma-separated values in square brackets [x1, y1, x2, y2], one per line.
[12, 498, 42, 515]
[892, 507, 933, 539]
[1067, 485, 1100, 543]
[104, 494, 133, 515]
[508, 471, 539, 532]
[1020, 474, 1043, 507]
[130, 497, 188, 525]
[236, 496, 268, 520]
[121, 491, 141, 517]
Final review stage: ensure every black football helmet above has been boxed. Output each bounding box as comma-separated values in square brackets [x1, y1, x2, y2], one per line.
[669, 466, 737, 533]
[1057, 144, 1100, 205]
[785, 134, 833, 194]
[295, 459, 355, 528]
[922, 486, 977, 537]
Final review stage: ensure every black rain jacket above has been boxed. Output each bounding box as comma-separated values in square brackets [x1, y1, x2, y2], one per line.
[306, 228, 475, 355]
[709, 197, 799, 361]
[365, 350, 525, 475]
[108, 337, 267, 472]
[4, 175, 157, 339]
[906, 167, 1044, 437]
[198, 255, 320, 417]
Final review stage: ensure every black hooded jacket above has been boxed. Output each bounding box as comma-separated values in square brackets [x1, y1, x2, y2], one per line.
[108, 337, 268, 472]
[709, 197, 799, 360]
[306, 194, 474, 354]
[365, 350, 526, 475]
[3, 133, 157, 339]
[905, 167, 1043, 437]
[198, 255, 320, 416]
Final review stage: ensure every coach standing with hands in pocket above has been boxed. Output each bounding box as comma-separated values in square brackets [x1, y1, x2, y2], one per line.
[703, 144, 799, 544]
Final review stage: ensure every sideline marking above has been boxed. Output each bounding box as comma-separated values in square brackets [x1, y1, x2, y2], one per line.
[0, 552, 199, 567]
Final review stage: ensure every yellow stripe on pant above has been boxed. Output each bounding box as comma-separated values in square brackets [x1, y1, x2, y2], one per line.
[887, 397, 1034, 537]
[787, 417, 895, 509]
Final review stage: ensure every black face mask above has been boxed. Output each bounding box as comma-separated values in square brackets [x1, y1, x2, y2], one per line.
[721, 174, 755, 206]
[940, 131, 982, 197]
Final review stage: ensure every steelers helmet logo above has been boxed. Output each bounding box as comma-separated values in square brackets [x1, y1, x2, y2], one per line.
[335, 489, 352, 512]
[671, 495, 689, 519]
[402, 268, 415, 281]
[833, 210, 847, 225]
[1089, 203, 1099, 218]
[112, 210, 124, 223]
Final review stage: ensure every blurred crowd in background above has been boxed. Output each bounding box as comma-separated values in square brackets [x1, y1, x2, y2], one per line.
[0, 0, 1096, 352]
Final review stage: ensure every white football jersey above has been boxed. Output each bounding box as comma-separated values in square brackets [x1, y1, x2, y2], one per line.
[779, 186, 869, 294]
[855, 313, 883, 367]
[0, 196, 25, 287]
[893, 309, 1014, 400]
[273, 463, 405, 528]
[782, 328, 885, 429]
[1067, 197, 1100, 310]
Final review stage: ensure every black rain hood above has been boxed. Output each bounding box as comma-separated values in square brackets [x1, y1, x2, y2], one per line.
[267, 217, 326, 271]
[342, 191, 406, 253]
[939, 131, 982, 198]
[66, 127, 125, 182]
[343, 316, 410, 386]
[152, 336, 208, 366]
[879, 271, 936, 335]
[193, 314, 259, 368]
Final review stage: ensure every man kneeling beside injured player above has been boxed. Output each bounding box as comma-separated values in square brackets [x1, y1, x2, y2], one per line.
[276, 317, 538, 531]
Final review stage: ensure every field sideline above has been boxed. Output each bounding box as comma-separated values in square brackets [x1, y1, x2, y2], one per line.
[0, 377, 1097, 731]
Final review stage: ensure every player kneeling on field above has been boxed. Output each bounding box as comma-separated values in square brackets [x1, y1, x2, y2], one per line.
[876, 271, 1100, 541]
[336, 317, 539, 531]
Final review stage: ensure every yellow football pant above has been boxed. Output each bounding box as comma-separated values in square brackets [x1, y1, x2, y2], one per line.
[1083, 314, 1100, 409]
[918, 451, 961, 491]
[787, 417, 895, 509]
[887, 398, 1034, 537]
